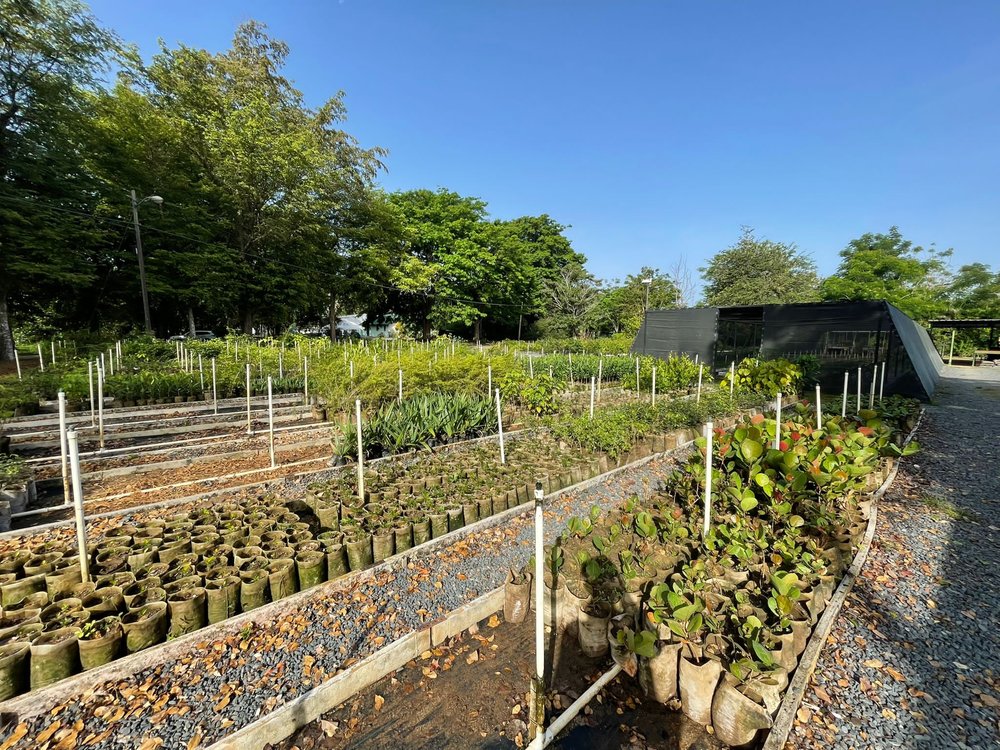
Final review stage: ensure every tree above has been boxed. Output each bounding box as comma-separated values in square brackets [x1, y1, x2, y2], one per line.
[947, 262, 1000, 319]
[668, 256, 698, 308]
[0, 0, 120, 359]
[538, 263, 600, 337]
[701, 228, 820, 307]
[586, 267, 680, 335]
[104, 21, 387, 334]
[820, 227, 951, 321]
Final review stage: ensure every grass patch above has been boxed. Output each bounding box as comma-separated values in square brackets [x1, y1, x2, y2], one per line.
[919, 495, 975, 522]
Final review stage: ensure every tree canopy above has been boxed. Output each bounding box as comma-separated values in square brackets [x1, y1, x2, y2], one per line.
[701, 228, 821, 307]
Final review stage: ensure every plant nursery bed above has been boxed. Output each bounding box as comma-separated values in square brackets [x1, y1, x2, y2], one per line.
[0, 445, 688, 750]
[270, 614, 723, 750]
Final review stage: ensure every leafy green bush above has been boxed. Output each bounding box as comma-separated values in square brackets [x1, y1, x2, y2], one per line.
[723, 357, 802, 397]
[498, 371, 560, 416]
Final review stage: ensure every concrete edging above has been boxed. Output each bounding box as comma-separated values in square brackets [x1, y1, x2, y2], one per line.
[760, 408, 925, 750]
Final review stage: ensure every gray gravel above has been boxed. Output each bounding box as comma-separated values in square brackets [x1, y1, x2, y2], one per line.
[788, 367, 1000, 749]
[0, 449, 681, 750]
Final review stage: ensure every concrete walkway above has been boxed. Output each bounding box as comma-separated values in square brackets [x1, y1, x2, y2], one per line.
[788, 366, 1000, 749]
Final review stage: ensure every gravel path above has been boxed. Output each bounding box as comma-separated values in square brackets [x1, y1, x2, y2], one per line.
[788, 367, 1000, 750]
[0, 450, 682, 750]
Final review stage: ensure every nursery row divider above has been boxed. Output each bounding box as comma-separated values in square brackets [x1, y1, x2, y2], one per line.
[761, 408, 925, 750]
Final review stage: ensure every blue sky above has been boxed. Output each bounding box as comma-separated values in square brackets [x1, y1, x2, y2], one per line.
[89, 1, 1000, 291]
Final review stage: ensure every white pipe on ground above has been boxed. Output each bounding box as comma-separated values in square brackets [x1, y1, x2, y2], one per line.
[527, 663, 624, 750]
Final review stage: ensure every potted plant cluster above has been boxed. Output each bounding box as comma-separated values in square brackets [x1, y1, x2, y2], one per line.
[531, 395, 920, 747]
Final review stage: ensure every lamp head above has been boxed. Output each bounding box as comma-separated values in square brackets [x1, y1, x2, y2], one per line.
[148, 195, 164, 205]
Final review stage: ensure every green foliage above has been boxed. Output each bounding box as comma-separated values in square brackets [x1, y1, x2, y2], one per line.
[498, 370, 560, 417]
[819, 227, 951, 322]
[701, 227, 820, 307]
[723, 357, 802, 397]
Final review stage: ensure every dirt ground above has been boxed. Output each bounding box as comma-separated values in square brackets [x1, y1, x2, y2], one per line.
[270, 614, 723, 750]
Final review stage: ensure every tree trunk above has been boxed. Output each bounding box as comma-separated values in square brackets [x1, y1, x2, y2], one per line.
[242, 307, 253, 335]
[187, 307, 197, 336]
[422, 318, 431, 342]
[328, 295, 338, 343]
[473, 319, 482, 345]
[0, 288, 14, 362]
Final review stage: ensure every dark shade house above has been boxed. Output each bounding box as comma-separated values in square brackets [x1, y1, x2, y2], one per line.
[632, 300, 943, 399]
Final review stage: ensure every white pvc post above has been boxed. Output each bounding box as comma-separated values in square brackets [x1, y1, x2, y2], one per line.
[651, 367, 657, 406]
[279, 349, 284, 379]
[879, 362, 886, 401]
[869, 364, 877, 409]
[96, 366, 105, 450]
[842, 371, 849, 418]
[67, 430, 90, 584]
[697, 364, 703, 404]
[267, 376, 275, 469]
[13, 348, 21, 379]
[88, 361, 95, 427]
[568, 353, 573, 385]
[398, 368, 403, 403]
[856, 366, 862, 413]
[948, 329, 956, 366]
[51, 340, 56, 365]
[211, 358, 218, 415]
[487, 364, 493, 398]
[198, 354, 204, 392]
[532, 479, 545, 739]
[702, 421, 713, 537]
[58, 391, 70, 505]
[529, 356, 534, 378]
[729, 361, 735, 400]
[38, 343, 45, 371]
[350, 360, 354, 382]
[107, 347, 113, 376]
[635, 357, 640, 393]
[246, 363, 252, 434]
[495, 388, 506, 465]
[815, 384, 822, 427]
[773, 393, 782, 449]
[304, 356, 309, 404]
[355, 399, 365, 499]
[235, 340, 239, 359]
[589, 376, 596, 418]
[597, 357, 603, 401]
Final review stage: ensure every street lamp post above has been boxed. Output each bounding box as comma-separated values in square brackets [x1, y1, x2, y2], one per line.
[130, 190, 163, 336]
[641, 278, 652, 354]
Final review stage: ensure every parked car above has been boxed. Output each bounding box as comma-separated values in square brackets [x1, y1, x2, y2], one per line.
[166, 330, 217, 341]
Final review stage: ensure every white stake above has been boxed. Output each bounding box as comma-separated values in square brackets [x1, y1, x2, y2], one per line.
[398, 368, 403, 403]
[496, 388, 506, 465]
[246, 363, 252, 434]
[842, 371, 849, 418]
[355, 399, 365, 499]
[67, 430, 90, 584]
[38, 343, 44, 371]
[869, 364, 877, 409]
[529, 356, 534, 378]
[58, 391, 70, 505]
[279, 350, 283, 379]
[856, 366, 861, 413]
[589, 376, 596, 418]
[729, 361, 735, 400]
[304, 356, 309, 404]
[568, 353, 573, 384]
[88, 361, 95, 427]
[108, 347, 114, 376]
[702, 421, 713, 537]
[13, 348, 21, 379]
[879, 362, 886, 401]
[815, 384, 822, 428]
[488, 364, 493, 397]
[697, 364, 703, 404]
[597, 357, 603, 401]
[532, 479, 545, 738]
[652, 367, 657, 406]
[267, 376, 275, 469]
[212, 358, 218, 415]
[51, 340, 56, 365]
[773, 393, 782, 449]
[948, 329, 956, 366]
[635, 357, 640, 393]
[350, 360, 354, 382]
[198, 354, 204, 392]
[96, 365, 105, 450]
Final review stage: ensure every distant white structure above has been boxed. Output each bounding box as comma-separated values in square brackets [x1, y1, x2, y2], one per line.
[336, 313, 397, 339]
